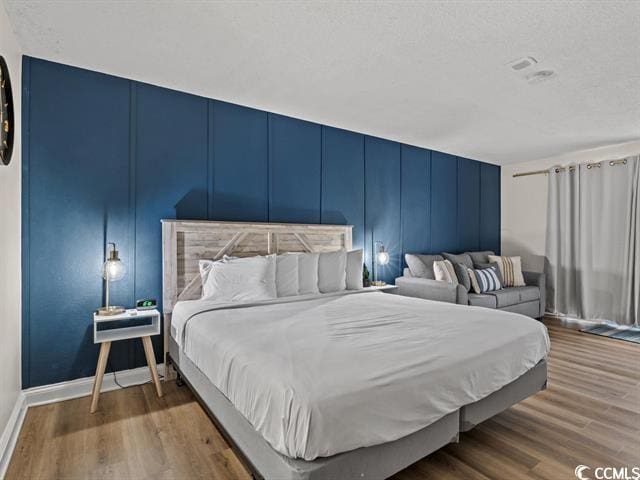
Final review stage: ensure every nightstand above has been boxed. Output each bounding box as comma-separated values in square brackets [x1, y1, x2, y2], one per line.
[90, 308, 163, 413]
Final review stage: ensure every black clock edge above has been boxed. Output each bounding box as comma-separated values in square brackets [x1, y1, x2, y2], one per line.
[0, 54, 15, 167]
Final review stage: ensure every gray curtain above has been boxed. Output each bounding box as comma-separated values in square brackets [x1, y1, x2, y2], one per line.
[546, 155, 639, 326]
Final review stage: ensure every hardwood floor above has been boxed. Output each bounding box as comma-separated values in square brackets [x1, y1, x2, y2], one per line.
[7, 322, 640, 479]
[6, 381, 251, 480]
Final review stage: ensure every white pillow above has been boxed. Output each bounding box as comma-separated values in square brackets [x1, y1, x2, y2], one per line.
[346, 249, 364, 290]
[433, 259, 458, 284]
[199, 256, 237, 298]
[199, 259, 215, 298]
[199, 258, 225, 298]
[276, 253, 299, 297]
[318, 250, 347, 293]
[297, 252, 320, 295]
[202, 254, 277, 302]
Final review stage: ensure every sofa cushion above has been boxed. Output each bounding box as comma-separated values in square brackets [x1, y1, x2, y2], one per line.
[405, 254, 443, 279]
[518, 286, 541, 303]
[395, 276, 458, 304]
[487, 286, 540, 308]
[442, 252, 473, 270]
[468, 293, 497, 309]
[500, 300, 541, 318]
[466, 251, 495, 268]
[488, 289, 521, 308]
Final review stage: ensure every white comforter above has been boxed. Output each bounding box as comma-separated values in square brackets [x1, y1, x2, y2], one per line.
[173, 291, 549, 460]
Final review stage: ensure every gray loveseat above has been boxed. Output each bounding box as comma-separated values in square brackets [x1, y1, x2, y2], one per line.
[395, 251, 545, 319]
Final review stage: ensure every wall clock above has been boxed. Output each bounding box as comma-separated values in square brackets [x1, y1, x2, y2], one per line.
[0, 55, 15, 166]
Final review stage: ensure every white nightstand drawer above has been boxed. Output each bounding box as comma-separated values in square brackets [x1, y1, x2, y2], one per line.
[93, 309, 160, 343]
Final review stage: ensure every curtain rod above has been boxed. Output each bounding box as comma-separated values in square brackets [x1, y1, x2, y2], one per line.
[513, 158, 629, 178]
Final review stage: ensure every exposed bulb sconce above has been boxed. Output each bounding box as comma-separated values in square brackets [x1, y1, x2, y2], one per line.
[373, 241, 389, 286]
[377, 247, 390, 266]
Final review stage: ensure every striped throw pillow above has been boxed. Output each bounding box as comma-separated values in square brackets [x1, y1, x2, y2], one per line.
[467, 266, 502, 294]
[488, 255, 525, 287]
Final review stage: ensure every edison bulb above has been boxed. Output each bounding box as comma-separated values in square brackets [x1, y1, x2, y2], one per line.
[377, 251, 390, 265]
[103, 259, 126, 281]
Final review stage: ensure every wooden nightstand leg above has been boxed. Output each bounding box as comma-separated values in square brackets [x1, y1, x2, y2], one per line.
[142, 336, 163, 398]
[90, 341, 111, 413]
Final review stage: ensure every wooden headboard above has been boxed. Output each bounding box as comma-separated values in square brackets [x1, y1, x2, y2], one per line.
[161, 220, 353, 315]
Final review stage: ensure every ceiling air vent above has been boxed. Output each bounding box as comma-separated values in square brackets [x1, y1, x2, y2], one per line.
[526, 70, 556, 84]
[507, 56, 556, 84]
[507, 56, 538, 71]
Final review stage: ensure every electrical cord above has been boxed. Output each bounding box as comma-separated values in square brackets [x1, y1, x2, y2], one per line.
[107, 358, 165, 390]
[107, 358, 126, 389]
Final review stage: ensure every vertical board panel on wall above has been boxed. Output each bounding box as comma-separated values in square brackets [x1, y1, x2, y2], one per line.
[134, 83, 208, 363]
[321, 127, 365, 250]
[480, 163, 501, 253]
[212, 101, 268, 221]
[457, 157, 480, 252]
[401, 145, 431, 260]
[365, 137, 401, 283]
[269, 114, 322, 223]
[26, 59, 132, 386]
[21, 57, 30, 386]
[431, 152, 458, 253]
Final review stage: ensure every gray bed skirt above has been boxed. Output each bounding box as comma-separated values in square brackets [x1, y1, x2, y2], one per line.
[169, 338, 547, 480]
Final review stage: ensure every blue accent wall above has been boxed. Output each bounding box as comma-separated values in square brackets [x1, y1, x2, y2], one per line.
[431, 151, 459, 253]
[401, 145, 431, 257]
[365, 137, 401, 283]
[321, 127, 365, 250]
[22, 57, 501, 387]
[480, 163, 501, 253]
[457, 157, 481, 252]
[212, 102, 269, 222]
[269, 114, 322, 223]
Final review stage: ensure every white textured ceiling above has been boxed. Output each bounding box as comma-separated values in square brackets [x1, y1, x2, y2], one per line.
[4, 0, 640, 165]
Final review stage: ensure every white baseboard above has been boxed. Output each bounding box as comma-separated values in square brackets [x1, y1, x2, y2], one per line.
[24, 363, 166, 407]
[0, 392, 27, 480]
[0, 363, 165, 478]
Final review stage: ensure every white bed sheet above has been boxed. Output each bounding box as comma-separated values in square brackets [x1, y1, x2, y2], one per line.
[172, 291, 549, 461]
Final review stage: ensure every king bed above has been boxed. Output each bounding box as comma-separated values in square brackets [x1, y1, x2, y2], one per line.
[161, 220, 549, 480]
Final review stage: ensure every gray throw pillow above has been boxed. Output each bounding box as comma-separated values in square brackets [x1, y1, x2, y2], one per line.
[442, 252, 474, 271]
[405, 254, 442, 279]
[466, 251, 496, 268]
[454, 262, 471, 292]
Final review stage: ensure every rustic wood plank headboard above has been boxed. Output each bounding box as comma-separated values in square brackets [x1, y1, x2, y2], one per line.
[161, 220, 353, 315]
[160, 220, 353, 377]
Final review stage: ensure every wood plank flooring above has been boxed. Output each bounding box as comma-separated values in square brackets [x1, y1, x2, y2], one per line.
[7, 322, 640, 479]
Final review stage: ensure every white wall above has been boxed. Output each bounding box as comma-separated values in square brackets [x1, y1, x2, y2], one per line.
[0, 0, 22, 445]
[501, 140, 640, 273]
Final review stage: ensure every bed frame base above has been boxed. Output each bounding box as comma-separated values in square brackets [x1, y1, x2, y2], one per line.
[459, 360, 547, 431]
[168, 338, 546, 480]
[168, 353, 263, 479]
[169, 340, 463, 480]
